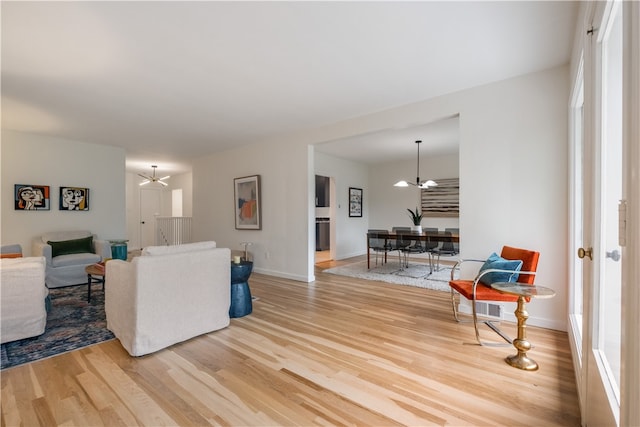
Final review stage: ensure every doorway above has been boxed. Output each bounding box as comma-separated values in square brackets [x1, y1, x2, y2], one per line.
[315, 175, 334, 264]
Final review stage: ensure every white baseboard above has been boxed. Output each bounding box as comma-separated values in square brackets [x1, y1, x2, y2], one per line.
[335, 250, 367, 260]
[502, 312, 566, 331]
[252, 266, 313, 283]
[458, 300, 566, 331]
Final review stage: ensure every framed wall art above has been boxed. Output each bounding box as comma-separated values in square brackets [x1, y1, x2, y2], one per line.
[14, 184, 50, 210]
[59, 186, 90, 211]
[234, 175, 261, 230]
[349, 187, 363, 217]
[420, 177, 459, 217]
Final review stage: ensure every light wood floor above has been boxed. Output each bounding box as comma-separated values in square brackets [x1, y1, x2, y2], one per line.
[1, 256, 581, 426]
[314, 250, 331, 263]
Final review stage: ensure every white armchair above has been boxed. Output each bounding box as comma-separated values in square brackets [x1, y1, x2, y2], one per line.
[105, 241, 231, 356]
[32, 230, 111, 288]
[1, 256, 49, 343]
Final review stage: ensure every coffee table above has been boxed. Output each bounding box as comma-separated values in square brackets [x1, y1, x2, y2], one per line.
[85, 264, 105, 303]
[491, 282, 556, 371]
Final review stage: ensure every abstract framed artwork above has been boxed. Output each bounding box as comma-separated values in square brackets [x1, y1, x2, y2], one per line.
[234, 175, 261, 230]
[420, 177, 459, 217]
[349, 187, 363, 217]
[14, 184, 50, 210]
[59, 186, 90, 211]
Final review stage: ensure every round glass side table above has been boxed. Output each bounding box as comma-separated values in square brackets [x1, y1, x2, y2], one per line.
[491, 282, 556, 371]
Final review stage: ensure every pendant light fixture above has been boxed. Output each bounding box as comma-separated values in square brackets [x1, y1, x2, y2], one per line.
[138, 165, 170, 187]
[394, 140, 438, 189]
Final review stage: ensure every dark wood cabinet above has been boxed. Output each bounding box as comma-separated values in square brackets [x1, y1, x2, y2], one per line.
[315, 175, 330, 207]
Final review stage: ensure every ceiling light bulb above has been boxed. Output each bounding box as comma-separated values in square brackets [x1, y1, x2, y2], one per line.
[419, 180, 438, 189]
[394, 180, 409, 187]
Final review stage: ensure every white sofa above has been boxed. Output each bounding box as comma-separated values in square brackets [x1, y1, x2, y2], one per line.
[105, 241, 231, 356]
[1, 256, 49, 344]
[32, 230, 111, 288]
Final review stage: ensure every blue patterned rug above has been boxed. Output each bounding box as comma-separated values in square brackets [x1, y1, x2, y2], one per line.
[1, 284, 115, 370]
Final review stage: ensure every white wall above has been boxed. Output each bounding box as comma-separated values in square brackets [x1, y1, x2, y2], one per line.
[125, 172, 140, 249]
[193, 139, 310, 281]
[192, 65, 569, 330]
[457, 69, 568, 330]
[1, 131, 126, 255]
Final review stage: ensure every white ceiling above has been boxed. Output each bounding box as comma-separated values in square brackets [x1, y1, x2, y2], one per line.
[315, 115, 460, 165]
[1, 1, 578, 174]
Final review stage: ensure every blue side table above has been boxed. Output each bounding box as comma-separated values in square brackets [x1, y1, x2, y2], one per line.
[109, 239, 129, 261]
[230, 261, 253, 318]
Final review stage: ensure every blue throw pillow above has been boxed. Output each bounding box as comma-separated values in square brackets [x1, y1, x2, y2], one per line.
[478, 252, 523, 285]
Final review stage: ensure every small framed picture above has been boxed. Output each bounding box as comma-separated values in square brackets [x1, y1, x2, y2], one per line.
[349, 187, 363, 217]
[59, 187, 90, 211]
[14, 184, 50, 210]
[234, 175, 262, 230]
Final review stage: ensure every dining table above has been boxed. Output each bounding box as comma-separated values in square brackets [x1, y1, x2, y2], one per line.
[366, 230, 459, 269]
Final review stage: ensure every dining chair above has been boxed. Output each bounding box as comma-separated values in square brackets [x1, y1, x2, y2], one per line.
[448, 245, 540, 345]
[390, 227, 410, 268]
[422, 227, 439, 272]
[445, 227, 459, 253]
[367, 229, 392, 268]
[396, 229, 425, 269]
[430, 230, 459, 271]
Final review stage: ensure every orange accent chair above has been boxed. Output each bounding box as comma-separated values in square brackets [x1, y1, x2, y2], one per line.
[449, 246, 540, 345]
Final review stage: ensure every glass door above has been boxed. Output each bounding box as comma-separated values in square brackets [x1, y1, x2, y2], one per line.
[581, 2, 623, 425]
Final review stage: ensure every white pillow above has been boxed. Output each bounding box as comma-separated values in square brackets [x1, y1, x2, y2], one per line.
[142, 241, 217, 256]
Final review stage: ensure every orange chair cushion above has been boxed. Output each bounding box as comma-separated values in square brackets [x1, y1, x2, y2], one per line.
[449, 246, 539, 302]
[500, 246, 539, 285]
[0, 253, 22, 259]
[449, 279, 521, 302]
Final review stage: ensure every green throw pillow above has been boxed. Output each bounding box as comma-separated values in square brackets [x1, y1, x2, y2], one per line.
[478, 252, 523, 285]
[48, 236, 94, 257]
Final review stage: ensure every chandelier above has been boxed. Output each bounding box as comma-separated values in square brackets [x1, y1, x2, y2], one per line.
[138, 165, 170, 187]
[393, 140, 438, 189]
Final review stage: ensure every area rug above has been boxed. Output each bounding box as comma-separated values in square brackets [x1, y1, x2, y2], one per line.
[1, 285, 115, 370]
[323, 260, 458, 292]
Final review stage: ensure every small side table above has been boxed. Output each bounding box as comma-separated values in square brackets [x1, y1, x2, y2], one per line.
[230, 261, 253, 318]
[85, 264, 105, 303]
[109, 239, 129, 261]
[491, 282, 556, 371]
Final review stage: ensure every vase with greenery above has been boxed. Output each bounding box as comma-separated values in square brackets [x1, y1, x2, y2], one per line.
[407, 207, 423, 233]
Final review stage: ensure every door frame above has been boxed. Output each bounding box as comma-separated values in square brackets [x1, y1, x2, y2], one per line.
[620, 2, 640, 425]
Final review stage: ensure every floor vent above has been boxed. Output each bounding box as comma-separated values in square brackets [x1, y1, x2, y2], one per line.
[475, 301, 502, 319]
